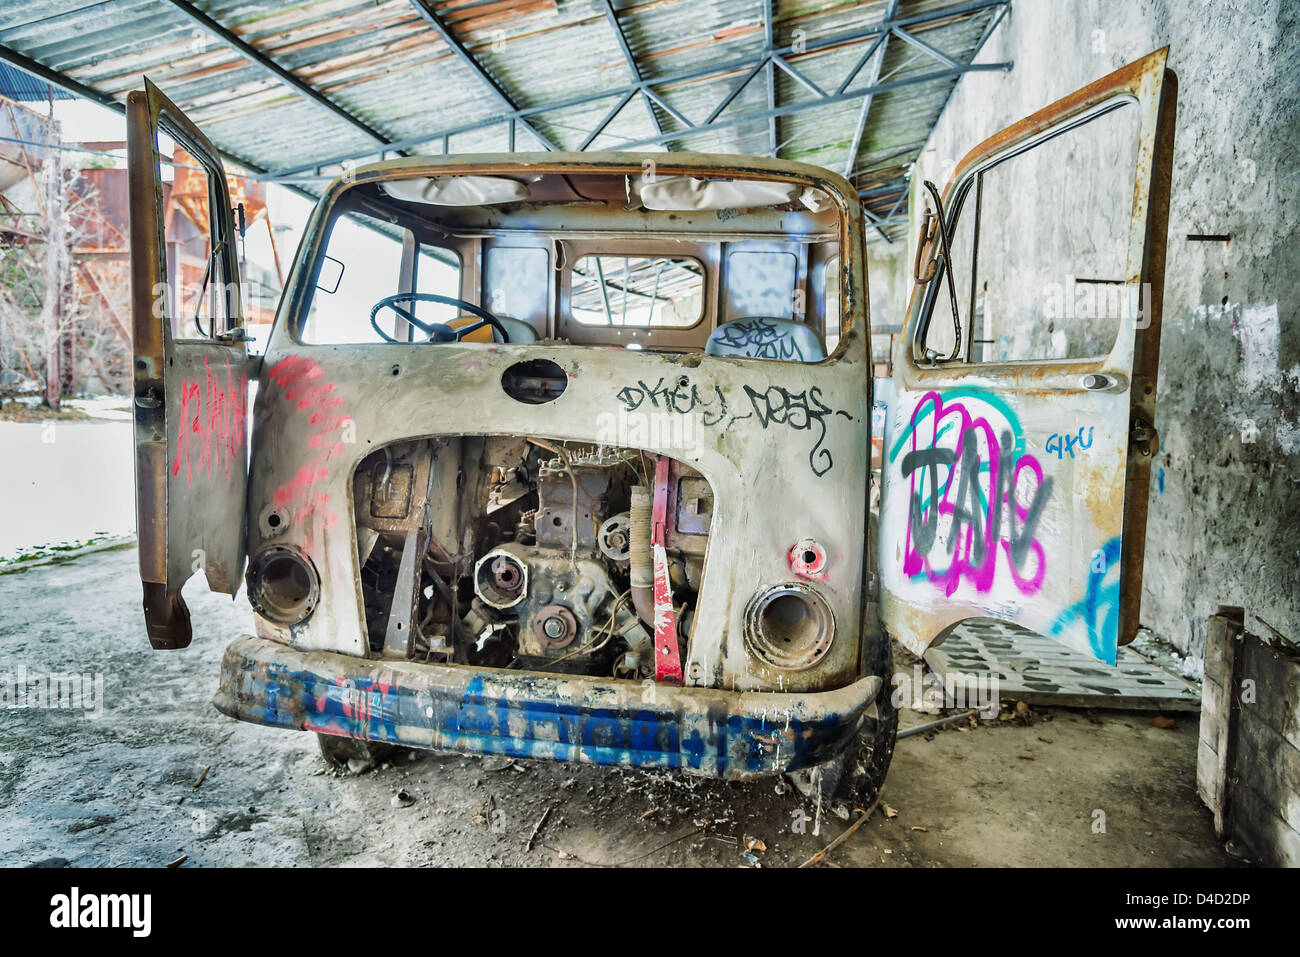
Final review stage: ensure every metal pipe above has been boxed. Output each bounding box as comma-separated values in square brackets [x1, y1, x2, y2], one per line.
[629, 486, 654, 626]
[897, 709, 978, 739]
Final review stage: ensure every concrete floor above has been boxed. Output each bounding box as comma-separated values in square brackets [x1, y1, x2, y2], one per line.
[0, 547, 1232, 867]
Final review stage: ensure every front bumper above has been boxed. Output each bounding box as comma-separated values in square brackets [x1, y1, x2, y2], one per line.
[213, 635, 882, 779]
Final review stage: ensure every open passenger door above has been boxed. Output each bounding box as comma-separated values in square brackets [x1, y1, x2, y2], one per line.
[127, 79, 251, 649]
[879, 50, 1176, 666]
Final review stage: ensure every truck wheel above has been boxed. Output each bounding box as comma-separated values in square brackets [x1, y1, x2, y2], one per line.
[790, 641, 898, 817]
[834, 684, 898, 810]
[315, 733, 402, 770]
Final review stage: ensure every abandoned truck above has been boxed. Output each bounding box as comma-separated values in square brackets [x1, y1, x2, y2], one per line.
[126, 49, 1174, 809]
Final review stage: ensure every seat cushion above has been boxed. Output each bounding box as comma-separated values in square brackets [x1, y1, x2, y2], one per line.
[705, 318, 825, 362]
[447, 314, 539, 343]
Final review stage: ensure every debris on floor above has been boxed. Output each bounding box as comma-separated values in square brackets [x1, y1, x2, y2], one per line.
[927, 620, 1201, 711]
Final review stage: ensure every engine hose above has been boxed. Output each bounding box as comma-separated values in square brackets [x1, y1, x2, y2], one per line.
[629, 485, 655, 627]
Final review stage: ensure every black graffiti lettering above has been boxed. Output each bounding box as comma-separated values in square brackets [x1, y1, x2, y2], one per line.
[947, 430, 986, 564]
[900, 446, 953, 558]
[743, 384, 840, 476]
[713, 319, 806, 361]
[613, 375, 850, 476]
[698, 385, 728, 427]
[616, 377, 730, 424]
[616, 383, 647, 411]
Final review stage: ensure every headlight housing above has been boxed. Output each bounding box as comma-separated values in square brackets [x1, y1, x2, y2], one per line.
[247, 545, 320, 626]
[743, 582, 835, 670]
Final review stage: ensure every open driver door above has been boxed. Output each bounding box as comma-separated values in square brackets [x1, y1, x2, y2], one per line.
[879, 50, 1176, 666]
[127, 79, 251, 649]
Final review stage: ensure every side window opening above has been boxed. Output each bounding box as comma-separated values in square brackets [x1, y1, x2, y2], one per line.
[823, 253, 841, 351]
[570, 255, 703, 328]
[162, 145, 231, 341]
[299, 207, 461, 344]
[916, 97, 1142, 364]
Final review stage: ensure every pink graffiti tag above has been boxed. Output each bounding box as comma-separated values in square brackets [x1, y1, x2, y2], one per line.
[265, 355, 353, 549]
[900, 391, 1051, 597]
[172, 356, 248, 487]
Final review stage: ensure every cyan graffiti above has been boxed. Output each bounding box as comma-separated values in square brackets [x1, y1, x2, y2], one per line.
[1045, 426, 1095, 460]
[1050, 535, 1121, 664]
[896, 390, 1052, 597]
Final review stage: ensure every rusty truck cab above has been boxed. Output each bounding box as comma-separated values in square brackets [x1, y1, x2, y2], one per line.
[127, 48, 1174, 804]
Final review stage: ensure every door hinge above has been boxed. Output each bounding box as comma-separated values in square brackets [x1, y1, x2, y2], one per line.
[1130, 416, 1158, 456]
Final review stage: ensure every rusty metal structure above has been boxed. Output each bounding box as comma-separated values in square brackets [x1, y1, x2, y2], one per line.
[0, 115, 278, 402]
[0, 0, 1013, 243]
[881, 50, 1176, 665]
[116, 47, 1175, 804]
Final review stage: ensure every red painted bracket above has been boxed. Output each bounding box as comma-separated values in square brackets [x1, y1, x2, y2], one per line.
[651, 456, 682, 684]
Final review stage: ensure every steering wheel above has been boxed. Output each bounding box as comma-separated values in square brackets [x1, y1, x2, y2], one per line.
[369, 292, 510, 344]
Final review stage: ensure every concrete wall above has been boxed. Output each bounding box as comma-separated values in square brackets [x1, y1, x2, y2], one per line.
[899, 0, 1299, 662]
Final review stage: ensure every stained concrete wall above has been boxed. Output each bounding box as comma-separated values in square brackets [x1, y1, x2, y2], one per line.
[897, 0, 1299, 662]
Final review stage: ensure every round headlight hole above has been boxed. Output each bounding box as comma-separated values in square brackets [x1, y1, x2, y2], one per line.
[744, 583, 834, 671]
[247, 545, 320, 626]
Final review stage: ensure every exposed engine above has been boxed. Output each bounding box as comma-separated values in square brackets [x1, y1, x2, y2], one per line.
[351, 436, 713, 678]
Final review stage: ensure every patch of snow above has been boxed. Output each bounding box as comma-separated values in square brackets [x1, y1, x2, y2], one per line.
[0, 420, 135, 562]
[65, 396, 132, 421]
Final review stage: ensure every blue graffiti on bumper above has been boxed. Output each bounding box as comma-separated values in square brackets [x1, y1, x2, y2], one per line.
[216, 643, 864, 777]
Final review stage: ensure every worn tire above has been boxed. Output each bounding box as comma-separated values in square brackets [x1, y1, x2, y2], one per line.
[834, 666, 898, 810]
[315, 733, 404, 769]
[792, 639, 898, 816]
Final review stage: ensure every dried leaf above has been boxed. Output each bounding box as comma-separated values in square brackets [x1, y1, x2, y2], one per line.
[743, 835, 767, 853]
[1152, 715, 1176, 729]
[882, 804, 898, 819]
[1017, 752, 1035, 760]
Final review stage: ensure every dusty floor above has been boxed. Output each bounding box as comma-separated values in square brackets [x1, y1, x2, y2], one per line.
[0, 547, 1233, 868]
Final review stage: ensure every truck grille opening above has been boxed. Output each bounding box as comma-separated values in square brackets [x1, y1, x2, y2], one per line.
[351, 436, 712, 680]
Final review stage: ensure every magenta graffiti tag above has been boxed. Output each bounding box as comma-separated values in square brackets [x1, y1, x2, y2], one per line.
[265, 355, 352, 549]
[172, 356, 248, 487]
[899, 391, 1051, 597]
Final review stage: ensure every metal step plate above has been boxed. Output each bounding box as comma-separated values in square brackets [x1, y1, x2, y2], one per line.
[924, 620, 1202, 711]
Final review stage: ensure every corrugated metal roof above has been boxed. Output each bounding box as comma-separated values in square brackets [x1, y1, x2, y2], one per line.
[0, 61, 74, 99]
[0, 0, 1009, 242]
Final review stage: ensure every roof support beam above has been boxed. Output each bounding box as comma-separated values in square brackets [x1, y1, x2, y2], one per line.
[763, 0, 776, 157]
[0, 41, 329, 211]
[161, 0, 397, 150]
[844, 0, 902, 243]
[268, 61, 1010, 181]
[0, 43, 123, 115]
[407, 0, 558, 151]
[265, 0, 1011, 179]
[772, 55, 826, 99]
[599, 0, 665, 142]
[844, 0, 901, 176]
[578, 87, 637, 150]
[890, 25, 962, 70]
